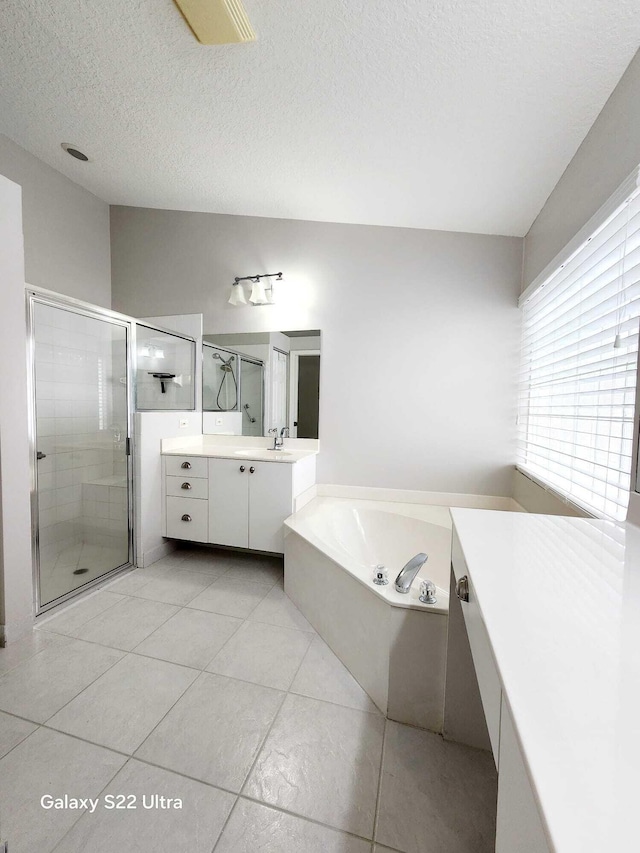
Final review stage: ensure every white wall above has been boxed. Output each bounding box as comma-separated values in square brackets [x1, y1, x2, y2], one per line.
[0, 176, 33, 642]
[523, 47, 640, 289]
[0, 134, 111, 306]
[112, 207, 522, 496]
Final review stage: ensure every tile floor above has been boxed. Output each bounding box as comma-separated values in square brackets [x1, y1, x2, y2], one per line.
[0, 547, 497, 853]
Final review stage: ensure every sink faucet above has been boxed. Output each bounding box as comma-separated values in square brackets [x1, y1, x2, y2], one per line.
[268, 427, 289, 450]
[394, 553, 429, 593]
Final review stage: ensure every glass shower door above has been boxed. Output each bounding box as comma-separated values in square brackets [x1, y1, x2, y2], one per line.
[32, 299, 131, 611]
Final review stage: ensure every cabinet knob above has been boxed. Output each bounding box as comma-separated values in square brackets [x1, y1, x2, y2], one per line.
[249, 466, 255, 474]
[181, 461, 191, 469]
[181, 482, 192, 490]
[239, 465, 245, 473]
[455, 575, 469, 602]
[181, 514, 192, 522]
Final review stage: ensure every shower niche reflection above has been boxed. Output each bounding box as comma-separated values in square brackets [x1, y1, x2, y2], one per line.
[203, 331, 320, 438]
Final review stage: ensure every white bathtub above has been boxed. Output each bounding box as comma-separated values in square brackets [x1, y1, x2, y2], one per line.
[284, 496, 455, 731]
[285, 497, 452, 612]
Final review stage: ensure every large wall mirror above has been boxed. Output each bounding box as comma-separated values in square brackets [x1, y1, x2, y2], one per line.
[203, 330, 321, 439]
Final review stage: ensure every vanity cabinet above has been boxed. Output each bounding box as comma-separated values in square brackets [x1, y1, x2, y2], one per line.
[208, 458, 294, 552]
[161, 451, 316, 554]
[449, 524, 551, 853]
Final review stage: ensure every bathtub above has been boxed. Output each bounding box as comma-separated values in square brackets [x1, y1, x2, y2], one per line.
[284, 496, 454, 731]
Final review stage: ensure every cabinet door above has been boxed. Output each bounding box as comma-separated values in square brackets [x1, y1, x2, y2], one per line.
[496, 696, 550, 853]
[208, 458, 249, 548]
[248, 463, 293, 553]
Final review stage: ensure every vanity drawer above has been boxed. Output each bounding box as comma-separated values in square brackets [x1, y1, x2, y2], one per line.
[452, 528, 502, 763]
[166, 496, 208, 542]
[166, 475, 208, 500]
[165, 456, 208, 479]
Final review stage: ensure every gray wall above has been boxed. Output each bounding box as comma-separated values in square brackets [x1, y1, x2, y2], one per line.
[112, 207, 523, 496]
[523, 47, 640, 289]
[0, 135, 111, 306]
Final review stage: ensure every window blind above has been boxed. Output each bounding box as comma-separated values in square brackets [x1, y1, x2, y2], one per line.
[517, 181, 640, 520]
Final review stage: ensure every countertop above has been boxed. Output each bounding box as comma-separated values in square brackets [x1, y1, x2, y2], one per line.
[450, 508, 640, 853]
[162, 441, 317, 464]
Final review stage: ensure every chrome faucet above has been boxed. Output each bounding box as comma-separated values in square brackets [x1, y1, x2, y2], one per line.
[268, 427, 289, 451]
[395, 553, 429, 594]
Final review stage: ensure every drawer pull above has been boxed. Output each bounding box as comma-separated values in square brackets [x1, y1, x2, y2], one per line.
[181, 482, 192, 490]
[456, 575, 469, 602]
[181, 461, 191, 469]
[249, 466, 255, 474]
[181, 514, 192, 522]
[239, 465, 245, 473]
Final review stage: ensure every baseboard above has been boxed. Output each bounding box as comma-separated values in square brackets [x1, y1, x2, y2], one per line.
[140, 539, 177, 568]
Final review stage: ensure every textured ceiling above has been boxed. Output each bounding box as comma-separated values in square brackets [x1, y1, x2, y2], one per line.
[1, 0, 640, 236]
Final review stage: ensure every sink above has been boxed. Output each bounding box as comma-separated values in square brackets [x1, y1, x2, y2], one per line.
[233, 449, 293, 458]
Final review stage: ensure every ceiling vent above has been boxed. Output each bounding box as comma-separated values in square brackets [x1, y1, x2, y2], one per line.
[173, 0, 256, 44]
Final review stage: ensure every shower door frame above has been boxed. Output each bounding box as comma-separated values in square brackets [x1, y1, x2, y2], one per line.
[26, 287, 137, 617]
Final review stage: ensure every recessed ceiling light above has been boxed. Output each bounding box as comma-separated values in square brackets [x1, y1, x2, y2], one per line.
[173, 0, 255, 44]
[61, 143, 89, 162]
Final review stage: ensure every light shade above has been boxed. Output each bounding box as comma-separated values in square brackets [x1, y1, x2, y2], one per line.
[249, 280, 268, 305]
[228, 283, 248, 306]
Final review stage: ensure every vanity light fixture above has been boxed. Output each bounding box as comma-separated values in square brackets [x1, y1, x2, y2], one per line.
[228, 272, 283, 307]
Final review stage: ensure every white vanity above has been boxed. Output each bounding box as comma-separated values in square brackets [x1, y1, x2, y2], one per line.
[447, 508, 640, 853]
[161, 438, 317, 553]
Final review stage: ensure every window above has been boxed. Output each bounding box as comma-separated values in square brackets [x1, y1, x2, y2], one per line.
[517, 177, 640, 520]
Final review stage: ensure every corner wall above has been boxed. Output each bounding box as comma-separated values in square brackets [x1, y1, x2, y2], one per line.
[0, 134, 111, 306]
[111, 207, 523, 497]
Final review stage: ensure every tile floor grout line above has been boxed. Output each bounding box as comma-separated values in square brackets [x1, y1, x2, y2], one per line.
[236, 793, 379, 845]
[372, 716, 388, 845]
[36, 587, 128, 633]
[0, 721, 43, 763]
[0, 639, 127, 728]
[0, 634, 73, 680]
[36, 645, 132, 728]
[125, 597, 206, 657]
[30, 608, 384, 718]
[47, 756, 135, 853]
[209, 790, 242, 853]
[126, 753, 241, 799]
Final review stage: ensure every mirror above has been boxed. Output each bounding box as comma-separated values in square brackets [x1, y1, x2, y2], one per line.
[202, 330, 320, 439]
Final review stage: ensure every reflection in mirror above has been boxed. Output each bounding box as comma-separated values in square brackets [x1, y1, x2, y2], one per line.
[203, 331, 320, 439]
[136, 324, 196, 411]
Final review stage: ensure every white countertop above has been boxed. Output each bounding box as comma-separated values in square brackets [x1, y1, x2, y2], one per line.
[450, 508, 640, 853]
[162, 441, 317, 464]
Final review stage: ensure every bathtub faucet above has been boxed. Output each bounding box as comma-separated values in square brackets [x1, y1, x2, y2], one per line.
[395, 553, 429, 594]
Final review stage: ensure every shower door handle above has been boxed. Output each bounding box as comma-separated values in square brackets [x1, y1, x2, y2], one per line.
[36, 451, 47, 460]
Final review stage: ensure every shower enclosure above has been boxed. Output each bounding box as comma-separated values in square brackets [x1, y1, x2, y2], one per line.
[203, 343, 264, 436]
[28, 292, 133, 613]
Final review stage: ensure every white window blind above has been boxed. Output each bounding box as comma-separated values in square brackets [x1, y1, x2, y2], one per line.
[517, 180, 640, 520]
